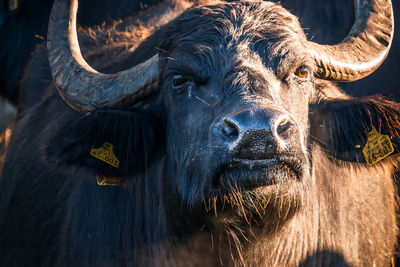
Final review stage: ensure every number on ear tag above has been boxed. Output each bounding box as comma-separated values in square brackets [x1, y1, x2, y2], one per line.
[90, 142, 120, 168]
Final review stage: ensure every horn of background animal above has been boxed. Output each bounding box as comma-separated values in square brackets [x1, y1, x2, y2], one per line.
[47, 0, 158, 113]
[310, 0, 394, 82]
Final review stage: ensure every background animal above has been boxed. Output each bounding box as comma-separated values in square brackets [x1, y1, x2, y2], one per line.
[0, 0, 399, 266]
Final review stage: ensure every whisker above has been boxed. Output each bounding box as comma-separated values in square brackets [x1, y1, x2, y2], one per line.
[195, 95, 212, 106]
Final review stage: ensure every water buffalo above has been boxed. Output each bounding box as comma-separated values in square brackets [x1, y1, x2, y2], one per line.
[0, 0, 398, 266]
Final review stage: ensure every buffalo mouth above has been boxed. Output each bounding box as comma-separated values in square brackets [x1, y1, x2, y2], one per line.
[210, 156, 303, 196]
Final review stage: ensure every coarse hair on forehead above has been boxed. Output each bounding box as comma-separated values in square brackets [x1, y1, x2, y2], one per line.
[156, 0, 312, 81]
[158, 0, 307, 55]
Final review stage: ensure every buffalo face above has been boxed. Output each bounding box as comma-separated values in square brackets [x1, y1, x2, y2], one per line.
[158, 2, 314, 220]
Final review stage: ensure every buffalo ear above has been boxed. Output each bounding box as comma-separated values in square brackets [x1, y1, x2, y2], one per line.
[43, 109, 164, 177]
[310, 96, 400, 163]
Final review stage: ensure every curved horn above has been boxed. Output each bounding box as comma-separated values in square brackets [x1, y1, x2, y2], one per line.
[309, 0, 394, 82]
[47, 0, 158, 112]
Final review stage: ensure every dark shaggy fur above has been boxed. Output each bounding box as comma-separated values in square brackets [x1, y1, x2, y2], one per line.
[0, 0, 399, 266]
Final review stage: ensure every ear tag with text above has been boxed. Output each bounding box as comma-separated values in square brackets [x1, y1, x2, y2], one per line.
[90, 142, 120, 168]
[90, 142, 124, 186]
[362, 127, 394, 166]
[96, 175, 125, 186]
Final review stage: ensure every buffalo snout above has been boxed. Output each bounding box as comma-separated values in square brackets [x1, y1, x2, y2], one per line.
[218, 107, 295, 160]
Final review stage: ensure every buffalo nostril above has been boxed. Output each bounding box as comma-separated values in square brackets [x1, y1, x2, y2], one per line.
[221, 119, 240, 141]
[276, 118, 293, 137]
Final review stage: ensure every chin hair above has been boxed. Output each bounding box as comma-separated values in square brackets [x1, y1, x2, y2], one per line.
[202, 170, 311, 227]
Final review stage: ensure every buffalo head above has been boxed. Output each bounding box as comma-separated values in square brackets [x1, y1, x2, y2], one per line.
[45, 0, 394, 224]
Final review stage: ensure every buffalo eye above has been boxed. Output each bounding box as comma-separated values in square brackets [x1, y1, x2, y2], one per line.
[294, 66, 309, 80]
[172, 74, 189, 94]
[172, 74, 188, 86]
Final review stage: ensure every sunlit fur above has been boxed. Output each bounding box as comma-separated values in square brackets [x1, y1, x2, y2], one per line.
[0, 0, 399, 266]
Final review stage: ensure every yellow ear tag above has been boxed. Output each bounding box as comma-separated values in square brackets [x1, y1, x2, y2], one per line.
[362, 127, 394, 166]
[96, 175, 125, 186]
[90, 142, 120, 168]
